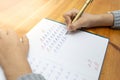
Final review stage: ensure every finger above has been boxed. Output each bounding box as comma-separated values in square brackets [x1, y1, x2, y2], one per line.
[67, 24, 73, 31]
[22, 35, 29, 53]
[63, 14, 72, 25]
[71, 9, 79, 19]
[68, 24, 76, 31]
[71, 19, 84, 31]
[63, 9, 79, 31]
[63, 14, 72, 31]
[7, 29, 19, 39]
[63, 9, 77, 24]
[69, 19, 84, 31]
[64, 9, 79, 18]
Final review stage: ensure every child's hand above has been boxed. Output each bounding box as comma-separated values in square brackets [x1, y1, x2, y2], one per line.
[0, 29, 31, 80]
[63, 9, 114, 31]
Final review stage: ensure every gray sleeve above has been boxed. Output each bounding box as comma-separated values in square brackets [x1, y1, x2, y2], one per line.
[17, 73, 46, 80]
[111, 10, 120, 29]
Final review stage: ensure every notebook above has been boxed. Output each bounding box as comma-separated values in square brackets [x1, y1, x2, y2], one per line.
[0, 18, 109, 80]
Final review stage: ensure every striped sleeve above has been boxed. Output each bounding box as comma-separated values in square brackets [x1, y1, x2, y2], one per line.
[111, 10, 120, 29]
[17, 73, 46, 80]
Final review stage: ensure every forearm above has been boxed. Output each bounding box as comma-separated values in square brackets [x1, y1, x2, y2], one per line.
[2, 57, 32, 80]
[91, 13, 114, 27]
[91, 10, 120, 29]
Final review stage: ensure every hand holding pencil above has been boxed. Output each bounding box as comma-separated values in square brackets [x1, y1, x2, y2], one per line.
[63, 0, 114, 32]
[63, 0, 94, 31]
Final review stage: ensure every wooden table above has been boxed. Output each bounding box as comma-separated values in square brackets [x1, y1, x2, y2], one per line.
[0, 0, 120, 80]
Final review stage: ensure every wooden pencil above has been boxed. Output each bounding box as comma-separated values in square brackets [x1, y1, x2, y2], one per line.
[72, 0, 93, 23]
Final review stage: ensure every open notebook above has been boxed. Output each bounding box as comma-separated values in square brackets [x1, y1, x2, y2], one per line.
[0, 18, 109, 80]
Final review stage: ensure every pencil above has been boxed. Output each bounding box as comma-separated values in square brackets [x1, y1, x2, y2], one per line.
[66, 0, 93, 34]
[72, 0, 93, 23]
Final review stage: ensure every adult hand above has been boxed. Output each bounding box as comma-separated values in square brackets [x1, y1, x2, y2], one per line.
[0, 29, 32, 80]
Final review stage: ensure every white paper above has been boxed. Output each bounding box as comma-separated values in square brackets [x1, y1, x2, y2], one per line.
[0, 18, 109, 80]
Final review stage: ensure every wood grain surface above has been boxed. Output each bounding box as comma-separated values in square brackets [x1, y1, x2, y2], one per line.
[0, 0, 120, 80]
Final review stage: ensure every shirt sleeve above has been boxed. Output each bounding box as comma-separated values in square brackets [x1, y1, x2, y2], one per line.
[17, 73, 46, 80]
[111, 10, 120, 29]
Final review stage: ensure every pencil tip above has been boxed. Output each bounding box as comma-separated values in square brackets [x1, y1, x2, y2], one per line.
[66, 31, 69, 35]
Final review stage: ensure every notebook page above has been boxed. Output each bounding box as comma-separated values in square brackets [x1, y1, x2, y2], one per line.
[27, 19, 109, 80]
